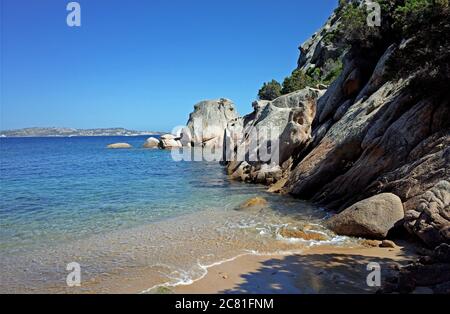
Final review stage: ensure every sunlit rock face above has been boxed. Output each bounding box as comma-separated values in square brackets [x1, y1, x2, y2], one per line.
[224, 88, 323, 185]
[181, 98, 239, 149]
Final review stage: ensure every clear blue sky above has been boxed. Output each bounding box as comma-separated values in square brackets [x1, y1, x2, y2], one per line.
[1, 0, 337, 131]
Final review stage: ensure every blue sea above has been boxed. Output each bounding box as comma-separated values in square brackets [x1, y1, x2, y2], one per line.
[0, 136, 348, 293]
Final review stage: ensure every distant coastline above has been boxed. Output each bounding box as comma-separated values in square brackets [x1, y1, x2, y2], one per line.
[0, 127, 165, 138]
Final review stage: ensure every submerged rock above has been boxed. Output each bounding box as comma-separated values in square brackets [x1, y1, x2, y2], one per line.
[279, 227, 328, 241]
[236, 197, 268, 211]
[107, 143, 132, 149]
[325, 193, 404, 239]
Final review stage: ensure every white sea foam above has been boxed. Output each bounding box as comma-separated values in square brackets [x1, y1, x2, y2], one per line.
[139, 231, 352, 294]
[140, 251, 254, 294]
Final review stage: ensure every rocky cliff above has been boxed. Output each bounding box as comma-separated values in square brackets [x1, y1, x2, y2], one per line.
[222, 0, 450, 248]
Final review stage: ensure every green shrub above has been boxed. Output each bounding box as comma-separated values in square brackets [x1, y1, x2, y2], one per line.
[258, 79, 282, 100]
[322, 29, 339, 45]
[275, 59, 343, 95]
[335, 0, 448, 49]
[322, 59, 343, 85]
[388, 0, 450, 99]
[394, 0, 431, 25]
[281, 69, 318, 95]
[334, 0, 349, 14]
[337, 2, 382, 49]
[393, 0, 449, 35]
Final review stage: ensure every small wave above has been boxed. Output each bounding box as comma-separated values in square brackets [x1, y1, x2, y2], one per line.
[140, 252, 254, 294]
[277, 234, 348, 245]
[140, 235, 354, 295]
[276, 228, 350, 247]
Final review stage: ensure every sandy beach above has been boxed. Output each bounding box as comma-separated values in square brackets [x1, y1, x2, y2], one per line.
[43, 240, 418, 294]
[171, 243, 417, 294]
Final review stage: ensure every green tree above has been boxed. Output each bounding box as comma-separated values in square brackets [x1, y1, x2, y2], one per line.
[281, 69, 316, 95]
[387, 0, 450, 99]
[393, 0, 449, 34]
[338, 2, 382, 49]
[258, 80, 282, 100]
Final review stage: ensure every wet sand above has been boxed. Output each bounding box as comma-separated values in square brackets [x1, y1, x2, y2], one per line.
[171, 243, 417, 294]
[40, 241, 417, 294]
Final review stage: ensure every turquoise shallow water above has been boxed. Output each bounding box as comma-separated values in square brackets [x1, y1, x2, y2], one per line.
[0, 136, 351, 293]
[0, 136, 267, 252]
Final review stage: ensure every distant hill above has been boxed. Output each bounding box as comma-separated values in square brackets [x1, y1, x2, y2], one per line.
[0, 127, 165, 137]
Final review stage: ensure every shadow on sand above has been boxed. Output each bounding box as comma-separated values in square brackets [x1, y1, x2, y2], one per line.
[220, 249, 414, 294]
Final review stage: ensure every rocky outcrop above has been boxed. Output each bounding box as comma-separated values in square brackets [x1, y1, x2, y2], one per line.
[260, 4, 449, 247]
[225, 88, 323, 185]
[143, 137, 160, 148]
[107, 143, 132, 149]
[159, 134, 182, 149]
[181, 98, 238, 148]
[325, 193, 404, 239]
[404, 181, 450, 247]
[297, 12, 342, 72]
[283, 41, 449, 245]
[220, 49, 448, 248]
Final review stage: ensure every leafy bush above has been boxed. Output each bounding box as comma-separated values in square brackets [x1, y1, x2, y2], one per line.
[322, 29, 339, 45]
[394, 0, 431, 29]
[322, 59, 343, 84]
[281, 69, 318, 95]
[258, 80, 282, 100]
[388, 0, 450, 99]
[259, 63, 343, 99]
[334, 0, 349, 15]
[266, 59, 344, 96]
[307, 59, 343, 85]
[393, 0, 449, 35]
[337, 1, 383, 49]
[335, 0, 449, 49]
